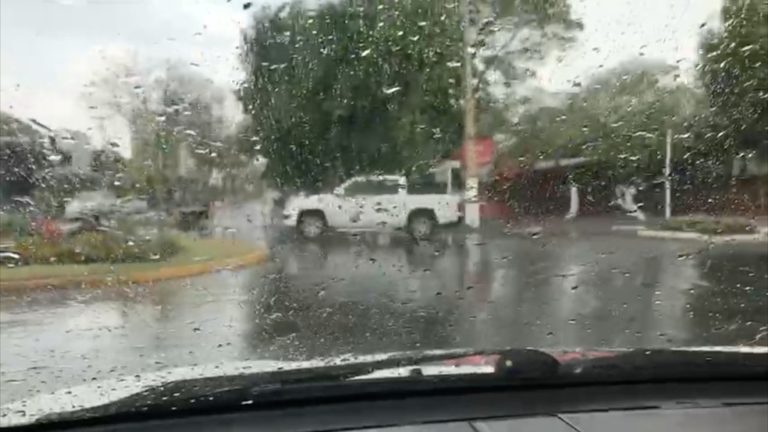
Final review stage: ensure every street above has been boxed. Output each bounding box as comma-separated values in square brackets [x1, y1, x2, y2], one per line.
[1, 211, 766, 405]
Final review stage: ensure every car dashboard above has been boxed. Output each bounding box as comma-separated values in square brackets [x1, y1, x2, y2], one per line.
[17, 379, 767, 432]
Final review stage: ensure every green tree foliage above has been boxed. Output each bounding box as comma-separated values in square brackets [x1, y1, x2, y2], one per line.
[699, 0, 768, 157]
[0, 111, 46, 142]
[474, 0, 582, 132]
[510, 63, 702, 182]
[90, 149, 126, 176]
[0, 138, 51, 198]
[0, 112, 53, 198]
[239, 0, 580, 190]
[85, 60, 235, 201]
[240, 0, 463, 190]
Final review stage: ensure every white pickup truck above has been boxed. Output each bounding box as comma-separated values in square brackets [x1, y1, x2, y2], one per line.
[282, 174, 463, 239]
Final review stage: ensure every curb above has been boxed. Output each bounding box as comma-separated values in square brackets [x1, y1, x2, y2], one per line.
[0, 249, 269, 291]
[637, 229, 768, 243]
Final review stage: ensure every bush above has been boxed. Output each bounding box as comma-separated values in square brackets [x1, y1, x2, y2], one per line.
[68, 231, 131, 262]
[659, 217, 756, 235]
[15, 231, 182, 264]
[15, 236, 78, 264]
[150, 234, 181, 258]
[0, 213, 31, 239]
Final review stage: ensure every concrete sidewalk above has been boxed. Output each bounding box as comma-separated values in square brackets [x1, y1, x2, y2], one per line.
[469, 214, 768, 239]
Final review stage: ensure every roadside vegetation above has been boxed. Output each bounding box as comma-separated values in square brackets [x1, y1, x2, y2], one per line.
[0, 213, 31, 239]
[658, 217, 757, 235]
[14, 231, 180, 265]
[0, 235, 258, 282]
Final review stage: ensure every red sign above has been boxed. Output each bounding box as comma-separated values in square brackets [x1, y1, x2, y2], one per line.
[452, 137, 495, 167]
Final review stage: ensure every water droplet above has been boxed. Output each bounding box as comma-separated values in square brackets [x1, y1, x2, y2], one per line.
[546, 331, 555, 337]
[383, 86, 402, 95]
[568, 318, 577, 324]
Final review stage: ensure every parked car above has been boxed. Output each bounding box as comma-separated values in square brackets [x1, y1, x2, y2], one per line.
[114, 196, 149, 215]
[174, 205, 210, 231]
[282, 174, 463, 239]
[57, 214, 108, 237]
[64, 191, 149, 219]
[0, 250, 23, 267]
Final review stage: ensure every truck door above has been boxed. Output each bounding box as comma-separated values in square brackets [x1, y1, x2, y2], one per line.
[357, 177, 406, 230]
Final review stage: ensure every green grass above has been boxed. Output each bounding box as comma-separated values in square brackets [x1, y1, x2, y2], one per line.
[658, 216, 756, 235]
[0, 235, 259, 281]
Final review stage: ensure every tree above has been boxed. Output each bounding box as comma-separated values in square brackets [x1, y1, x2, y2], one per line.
[0, 138, 51, 198]
[84, 59, 236, 201]
[1, 111, 46, 144]
[239, 0, 580, 190]
[240, 0, 464, 190]
[699, 0, 768, 158]
[472, 0, 582, 133]
[509, 62, 703, 183]
[90, 148, 125, 175]
[0, 111, 56, 198]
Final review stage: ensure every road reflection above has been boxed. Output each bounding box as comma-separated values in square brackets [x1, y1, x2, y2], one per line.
[243, 232, 768, 361]
[689, 243, 768, 346]
[246, 235, 463, 359]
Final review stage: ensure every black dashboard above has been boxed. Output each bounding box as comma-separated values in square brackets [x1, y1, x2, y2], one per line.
[18, 379, 767, 432]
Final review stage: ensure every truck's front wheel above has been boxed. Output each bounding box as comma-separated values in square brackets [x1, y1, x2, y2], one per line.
[298, 212, 326, 238]
[407, 211, 435, 240]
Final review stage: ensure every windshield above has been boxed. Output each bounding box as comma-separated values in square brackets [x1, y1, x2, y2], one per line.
[1, 0, 766, 426]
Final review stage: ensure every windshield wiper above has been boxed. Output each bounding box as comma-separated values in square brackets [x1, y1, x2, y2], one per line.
[559, 348, 768, 382]
[34, 348, 767, 426]
[37, 348, 558, 424]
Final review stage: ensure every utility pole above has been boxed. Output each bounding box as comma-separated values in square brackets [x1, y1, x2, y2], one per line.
[461, 0, 480, 229]
[664, 128, 672, 220]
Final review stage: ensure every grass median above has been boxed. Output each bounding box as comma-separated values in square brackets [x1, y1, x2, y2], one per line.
[0, 235, 267, 288]
[657, 216, 757, 235]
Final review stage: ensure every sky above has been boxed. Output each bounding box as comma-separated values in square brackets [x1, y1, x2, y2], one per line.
[0, 0, 724, 153]
[537, 0, 722, 89]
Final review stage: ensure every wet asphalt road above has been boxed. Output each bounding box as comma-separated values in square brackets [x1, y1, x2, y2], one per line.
[1, 218, 767, 405]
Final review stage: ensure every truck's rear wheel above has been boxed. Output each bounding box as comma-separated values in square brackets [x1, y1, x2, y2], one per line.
[298, 212, 326, 238]
[408, 211, 435, 240]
